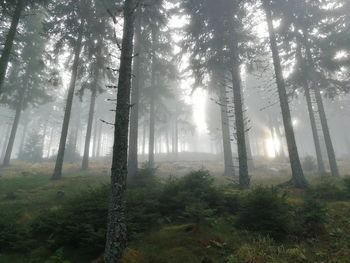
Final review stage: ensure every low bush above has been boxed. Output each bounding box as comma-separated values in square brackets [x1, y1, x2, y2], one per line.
[158, 170, 224, 222]
[31, 186, 109, 256]
[302, 156, 316, 172]
[293, 196, 327, 238]
[310, 180, 345, 201]
[0, 214, 29, 252]
[236, 187, 291, 240]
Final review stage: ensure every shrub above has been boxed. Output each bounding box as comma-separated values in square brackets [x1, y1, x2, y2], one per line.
[18, 132, 43, 163]
[31, 186, 109, 256]
[302, 156, 316, 172]
[294, 196, 327, 238]
[310, 180, 345, 201]
[236, 187, 291, 240]
[343, 177, 350, 197]
[127, 164, 159, 189]
[158, 170, 223, 222]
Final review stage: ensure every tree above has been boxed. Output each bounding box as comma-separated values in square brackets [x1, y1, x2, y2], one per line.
[0, 0, 25, 96]
[261, 0, 309, 188]
[181, 0, 253, 187]
[18, 132, 43, 163]
[48, 0, 93, 179]
[127, 4, 142, 177]
[1, 10, 51, 166]
[104, 0, 135, 261]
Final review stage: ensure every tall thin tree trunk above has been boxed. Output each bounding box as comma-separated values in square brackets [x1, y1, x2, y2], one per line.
[0, 0, 24, 95]
[104, 0, 135, 262]
[148, 27, 157, 167]
[92, 117, 98, 158]
[295, 43, 325, 174]
[262, 0, 308, 188]
[128, 6, 142, 177]
[19, 120, 28, 153]
[219, 81, 235, 177]
[96, 121, 102, 158]
[47, 127, 54, 159]
[314, 87, 339, 176]
[82, 76, 98, 170]
[305, 83, 325, 173]
[3, 74, 27, 166]
[1, 123, 11, 161]
[229, 43, 249, 187]
[174, 113, 178, 157]
[52, 22, 84, 180]
[142, 123, 146, 155]
[302, 29, 339, 177]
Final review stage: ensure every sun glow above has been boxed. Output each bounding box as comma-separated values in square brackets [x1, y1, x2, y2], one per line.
[265, 130, 282, 158]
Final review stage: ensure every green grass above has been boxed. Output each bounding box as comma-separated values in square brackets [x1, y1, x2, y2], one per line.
[1, 162, 350, 263]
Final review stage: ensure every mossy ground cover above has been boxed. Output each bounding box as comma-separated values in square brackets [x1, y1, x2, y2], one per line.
[0, 162, 350, 263]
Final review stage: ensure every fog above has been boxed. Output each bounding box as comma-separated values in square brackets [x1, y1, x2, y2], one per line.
[1, 0, 350, 262]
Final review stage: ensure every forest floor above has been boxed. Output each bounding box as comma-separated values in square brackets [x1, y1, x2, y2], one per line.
[0, 160, 350, 263]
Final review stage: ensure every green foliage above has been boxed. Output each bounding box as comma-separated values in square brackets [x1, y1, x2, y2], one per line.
[310, 179, 345, 201]
[31, 186, 109, 257]
[127, 164, 159, 189]
[44, 248, 71, 263]
[294, 197, 327, 238]
[236, 187, 291, 240]
[343, 177, 350, 197]
[0, 213, 30, 252]
[158, 170, 224, 222]
[18, 132, 43, 163]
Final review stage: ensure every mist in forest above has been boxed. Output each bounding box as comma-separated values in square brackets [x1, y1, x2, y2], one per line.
[1, 0, 350, 262]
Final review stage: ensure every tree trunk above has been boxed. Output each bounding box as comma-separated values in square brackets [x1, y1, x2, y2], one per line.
[148, 27, 157, 167]
[262, 0, 308, 188]
[82, 77, 98, 170]
[128, 6, 142, 177]
[0, 0, 24, 95]
[314, 87, 339, 176]
[219, 81, 235, 177]
[229, 37, 249, 187]
[302, 29, 340, 177]
[104, 0, 135, 262]
[96, 120, 102, 158]
[142, 123, 146, 155]
[3, 82, 26, 166]
[47, 127, 54, 159]
[1, 123, 11, 161]
[19, 120, 28, 153]
[304, 83, 325, 173]
[52, 22, 84, 180]
[231, 66, 249, 187]
[295, 42, 325, 174]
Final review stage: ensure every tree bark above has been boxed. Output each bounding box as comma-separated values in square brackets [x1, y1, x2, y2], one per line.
[19, 120, 28, 153]
[302, 29, 339, 177]
[295, 42, 325, 174]
[96, 120, 102, 158]
[219, 81, 235, 177]
[0, 0, 24, 95]
[52, 22, 84, 179]
[1, 123, 11, 161]
[3, 79, 26, 166]
[47, 127, 54, 159]
[148, 27, 157, 167]
[128, 6, 142, 177]
[82, 75, 98, 170]
[262, 0, 308, 188]
[104, 0, 135, 262]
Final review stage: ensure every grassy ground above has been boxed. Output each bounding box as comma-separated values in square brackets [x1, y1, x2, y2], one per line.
[0, 160, 350, 262]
